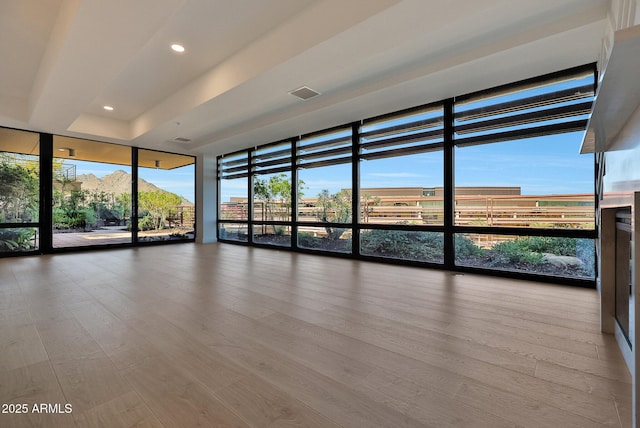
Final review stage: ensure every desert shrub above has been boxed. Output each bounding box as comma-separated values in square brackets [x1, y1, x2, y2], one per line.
[360, 229, 443, 261]
[515, 236, 576, 256]
[454, 235, 483, 258]
[297, 232, 351, 252]
[53, 207, 70, 229]
[297, 232, 323, 248]
[52, 189, 97, 230]
[82, 207, 97, 228]
[491, 239, 544, 265]
[138, 215, 156, 231]
[490, 236, 584, 267]
[60, 207, 96, 230]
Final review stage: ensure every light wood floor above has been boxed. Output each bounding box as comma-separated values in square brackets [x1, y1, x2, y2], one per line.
[0, 243, 631, 427]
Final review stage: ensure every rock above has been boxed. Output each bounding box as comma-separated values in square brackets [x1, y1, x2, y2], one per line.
[542, 253, 583, 269]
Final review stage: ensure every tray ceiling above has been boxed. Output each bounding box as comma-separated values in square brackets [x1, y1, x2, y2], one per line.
[0, 0, 609, 156]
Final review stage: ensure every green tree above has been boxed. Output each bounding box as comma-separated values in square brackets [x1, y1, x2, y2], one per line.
[0, 159, 39, 222]
[253, 174, 304, 232]
[116, 192, 132, 224]
[0, 156, 39, 248]
[138, 191, 182, 231]
[315, 189, 352, 240]
[61, 189, 91, 229]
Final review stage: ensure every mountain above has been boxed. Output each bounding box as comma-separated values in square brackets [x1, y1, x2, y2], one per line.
[76, 170, 193, 206]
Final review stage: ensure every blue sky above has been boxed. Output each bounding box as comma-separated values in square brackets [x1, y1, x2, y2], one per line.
[62, 127, 591, 206]
[65, 129, 593, 206]
[63, 160, 195, 203]
[221, 130, 593, 202]
[308, 131, 592, 196]
[223, 74, 593, 201]
[454, 132, 593, 195]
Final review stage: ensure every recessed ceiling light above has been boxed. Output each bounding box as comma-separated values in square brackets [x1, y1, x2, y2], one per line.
[171, 43, 185, 53]
[57, 148, 75, 156]
[103, 105, 114, 111]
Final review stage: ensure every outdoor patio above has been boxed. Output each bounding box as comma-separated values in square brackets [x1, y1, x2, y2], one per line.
[52, 226, 132, 247]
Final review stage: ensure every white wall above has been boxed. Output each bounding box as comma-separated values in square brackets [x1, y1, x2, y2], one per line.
[602, 0, 640, 190]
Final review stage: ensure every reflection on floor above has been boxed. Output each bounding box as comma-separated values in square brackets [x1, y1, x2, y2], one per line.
[0, 243, 631, 427]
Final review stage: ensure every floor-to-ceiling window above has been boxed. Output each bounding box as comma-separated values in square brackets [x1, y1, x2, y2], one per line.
[218, 150, 249, 242]
[216, 64, 597, 285]
[52, 136, 132, 248]
[0, 129, 196, 256]
[251, 141, 293, 247]
[0, 128, 40, 254]
[358, 104, 445, 263]
[453, 66, 596, 279]
[137, 149, 195, 243]
[297, 127, 353, 253]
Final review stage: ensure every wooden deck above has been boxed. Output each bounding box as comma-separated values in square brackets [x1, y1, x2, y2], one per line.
[0, 243, 630, 427]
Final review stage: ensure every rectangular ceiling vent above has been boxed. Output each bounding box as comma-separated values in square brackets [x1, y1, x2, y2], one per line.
[173, 137, 191, 143]
[289, 86, 320, 100]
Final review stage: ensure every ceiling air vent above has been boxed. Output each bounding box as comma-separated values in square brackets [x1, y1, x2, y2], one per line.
[289, 86, 320, 100]
[173, 137, 191, 143]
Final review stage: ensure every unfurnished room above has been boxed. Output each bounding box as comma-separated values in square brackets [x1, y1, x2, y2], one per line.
[1, 1, 640, 427]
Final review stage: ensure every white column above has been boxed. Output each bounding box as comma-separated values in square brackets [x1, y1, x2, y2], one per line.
[196, 154, 217, 244]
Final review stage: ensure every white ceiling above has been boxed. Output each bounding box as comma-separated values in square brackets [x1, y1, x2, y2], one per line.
[0, 0, 610, 156]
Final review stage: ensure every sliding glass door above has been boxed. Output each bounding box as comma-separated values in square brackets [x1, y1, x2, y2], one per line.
[52, 136, 132, 248]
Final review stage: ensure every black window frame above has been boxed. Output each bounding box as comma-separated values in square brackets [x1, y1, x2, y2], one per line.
[217, 64, 598, 287]
[0, 130, 197, 257]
